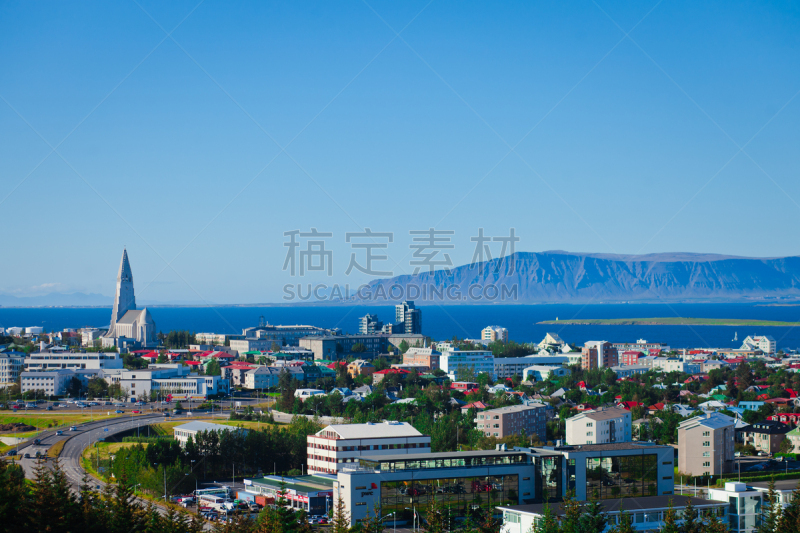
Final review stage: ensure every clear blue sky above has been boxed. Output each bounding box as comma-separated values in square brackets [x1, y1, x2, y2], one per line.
[2, 0, 799, 304]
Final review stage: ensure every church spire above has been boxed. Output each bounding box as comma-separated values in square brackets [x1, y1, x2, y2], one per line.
[108, 248, 136, 331]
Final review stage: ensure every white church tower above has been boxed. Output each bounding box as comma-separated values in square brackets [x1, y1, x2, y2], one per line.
[110, 248, 136, 330]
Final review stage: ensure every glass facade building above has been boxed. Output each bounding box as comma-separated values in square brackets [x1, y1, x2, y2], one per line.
[585, 454, 658, 499]
[380, 474, 519, 525]
[359, 453, 529, 473]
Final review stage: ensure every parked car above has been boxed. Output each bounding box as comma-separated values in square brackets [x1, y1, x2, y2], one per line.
[6, 450, 17, 456]
[24, 453, 30, 459]
[132, 410, 141, 414]
[46, 406, 53, 411]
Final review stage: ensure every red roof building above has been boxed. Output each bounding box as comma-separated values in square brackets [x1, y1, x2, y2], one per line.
[461, 401, 488, 412]
[617, 401, 643, 410]
[620, 351, 644, 366]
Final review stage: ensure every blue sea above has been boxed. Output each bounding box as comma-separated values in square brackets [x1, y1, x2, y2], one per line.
[3, 303, 800, 351]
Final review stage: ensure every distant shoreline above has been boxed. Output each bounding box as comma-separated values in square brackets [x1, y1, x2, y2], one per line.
[537, 317, 800, 326]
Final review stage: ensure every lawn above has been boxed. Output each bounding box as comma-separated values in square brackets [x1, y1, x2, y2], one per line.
[0, 412, 120, 430]
[81, 442, 138, 478]
[150, 418, 275, 436]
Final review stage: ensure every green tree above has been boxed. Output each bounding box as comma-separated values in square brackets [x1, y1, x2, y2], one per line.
[532, 503, 559, 533]
[578, 498, 607, 533]
[609, 510, 635, 533]
[398, 340, 410, 354]
[206, 359, 222, 377]
[422, 495, 446, 533]
[330, 495, 351, 533]
[680, 498, 701, 533]
[660, 500, 679, 533]
[759, 477, 782, 533]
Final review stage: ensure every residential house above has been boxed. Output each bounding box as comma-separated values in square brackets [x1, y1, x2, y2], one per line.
[742, 420, 791, 454]
[678, 412, 735, 476]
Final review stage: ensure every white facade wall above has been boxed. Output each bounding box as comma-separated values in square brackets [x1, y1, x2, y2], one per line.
[307, 434, 432, 475]
[25, 352, 124, 371]
[0, 354, 25, 385]
[565, 409, 632, 445]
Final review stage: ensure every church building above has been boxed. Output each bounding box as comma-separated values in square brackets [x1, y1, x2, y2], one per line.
[102, 249, 157, 349]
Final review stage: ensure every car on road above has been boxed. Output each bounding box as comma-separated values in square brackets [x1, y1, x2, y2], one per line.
[114, 403, 126, 407]
[69, 426, 78, 431]
[135, 401, 146, 406]
[33, 438, 41, 445]
[23, 453, 30, 458]
[56, 430, 63, 436]
[132, 410, 141, 414]
[163, 412, 170, 417]
[46, 406, 53, 411]
[114, 410, 124, 414]
[6, 450, 17, 456]
[25, 403, 36, 409]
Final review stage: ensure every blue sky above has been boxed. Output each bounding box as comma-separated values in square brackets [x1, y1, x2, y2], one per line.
[1, 0, 799, 304]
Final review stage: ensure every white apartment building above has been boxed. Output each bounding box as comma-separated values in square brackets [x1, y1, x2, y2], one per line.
[565, 406, 632, 445]
[25, 352, 124, 371]
[195, 333, 229, 345]
[440, 350, 495, 380]
[6, 327, 24, 336]
[482, 326, 508, 343]
[306, 421, 431, 475]
[650, 357, 702, 374]
[0, 353, 25, 385]
[173, 421, 243, 447]
[26, 326, 44, 335]
[522, 364, 570, 382]
[741, 335, 776, 354]
[494, 356, 569, 380]
[20, 369, 75, 396]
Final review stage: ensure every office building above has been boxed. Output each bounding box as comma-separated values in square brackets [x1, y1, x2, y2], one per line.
[678, 412, 735, 476]
[482, 326, 509, 343]
[440, 349, 495, 380]
[395, 301, 422, 334]
[333, 441, 675, 526]
[565, 406, 632, 445]
[611, 340, 669, 354]
[494, 356, 569, 380]
[359, 314, 384, 335]
[307, 421, 431, 475]
[475, 404, 547, 440]
[299, 335, 388, 360]
[498, 496, 726, 533]
[105, 364, 228, 401]
[195, 333, 230, 345]
[25, 352, 124, 371]
[20, 369, 76, 396]
[581, 341, 618, 370]
[173, 421, 243, 447]
[245, 475, 334, 516]
[243, 366, 283, 390]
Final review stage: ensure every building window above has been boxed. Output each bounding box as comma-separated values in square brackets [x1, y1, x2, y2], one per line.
[702, 441, 710, 447]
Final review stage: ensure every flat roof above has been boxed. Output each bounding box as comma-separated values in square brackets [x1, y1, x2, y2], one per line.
[499, 496, 725, 516]
[531, 442, 671, 452]
[249, 475, 335, 494]
[318, 421, 423, 440]
[173, 421, 236, 433]
[748, 480, 800, 491]
[359, 449, 545, 463]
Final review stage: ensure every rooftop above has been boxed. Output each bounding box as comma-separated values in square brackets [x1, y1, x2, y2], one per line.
[498, 496, 725, 516]
[358, 449, 541, 463]
[574, 406, 630, 421]
[316, 421, 423, 440]
[531, 442, 671, 453]
[174, 421, 238, 433]
[248, 475, 335, 494]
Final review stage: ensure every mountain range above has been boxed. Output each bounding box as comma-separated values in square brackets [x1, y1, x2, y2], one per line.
[356, 251, 800, 304]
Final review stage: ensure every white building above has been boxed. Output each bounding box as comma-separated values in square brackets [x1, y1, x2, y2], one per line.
[21, 369, 76, 396]
[440, 350, 495, 380]
[482, 326, 508, 343]
[494, 356, 569, 380]
[537, 332, 565, 349]
[610, 365, 650, 378]
[26, 326, 44, 335]
[707, 482, 763, 533]
[6, 327, 24, 336]
[102, 249, 158, 349]
[0, 353, 25, 385]
[565, 406, 632, 445]
[25, 352, 124, 371]
[306, 421, 431, 475]
[106, 365, 228, 401]
[522, 364, 570, 382]
[741, 335, 776, 354]
[173, 421, 243, 447]
[79, 328, 105, 347]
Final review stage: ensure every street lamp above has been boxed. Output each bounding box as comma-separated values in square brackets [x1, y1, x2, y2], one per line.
[405, 507, 417, 533]
[381, 512, 396, 533]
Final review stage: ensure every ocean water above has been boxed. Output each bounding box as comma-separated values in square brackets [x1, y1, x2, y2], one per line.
[2, 303, 800, 350]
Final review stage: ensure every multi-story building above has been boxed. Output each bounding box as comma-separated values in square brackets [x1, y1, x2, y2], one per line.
[475, 404, 547, 441]
[358, 315, 384, 335]
[498, 496, 726, 533]
[707, 482, 764, 533]
[610, 364, 650, 378]
[79, 328, 104, 347]
[611, 340, 669, 354]
[395, 301, 422, 334]
[20, 369, 76, 396]
[742, 420, 791, 454]
[440, 349, 495, 380]
[482, 326, 508, 343]
[565, 406, 632, 445]
[25, 352, 124, 371]
[494, 356, 569, 380]
[537, 332, 565, 350]
[347, 359, 375, 378]
[243, 366, 283, 390]
[299, 335, 388, 360]
[306, 421, 431, 475]
[230, 324, 336, 353]
[741, 335, 776, 354]
[403, 347, 441, 371]
[105, 364, 229, 401]
[522, 365, 570, 382]
[581, 341, 618, 370]
[195, 333, 230, 345]
[0, 352, 25, 385]
[677, 412, 735, 476]
[332, 441, 675, 526]
[619, 350, 643, 366]
[220, 362, 257, 387]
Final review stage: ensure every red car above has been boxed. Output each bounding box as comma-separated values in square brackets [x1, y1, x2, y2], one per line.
[132, 410, 141, 414]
